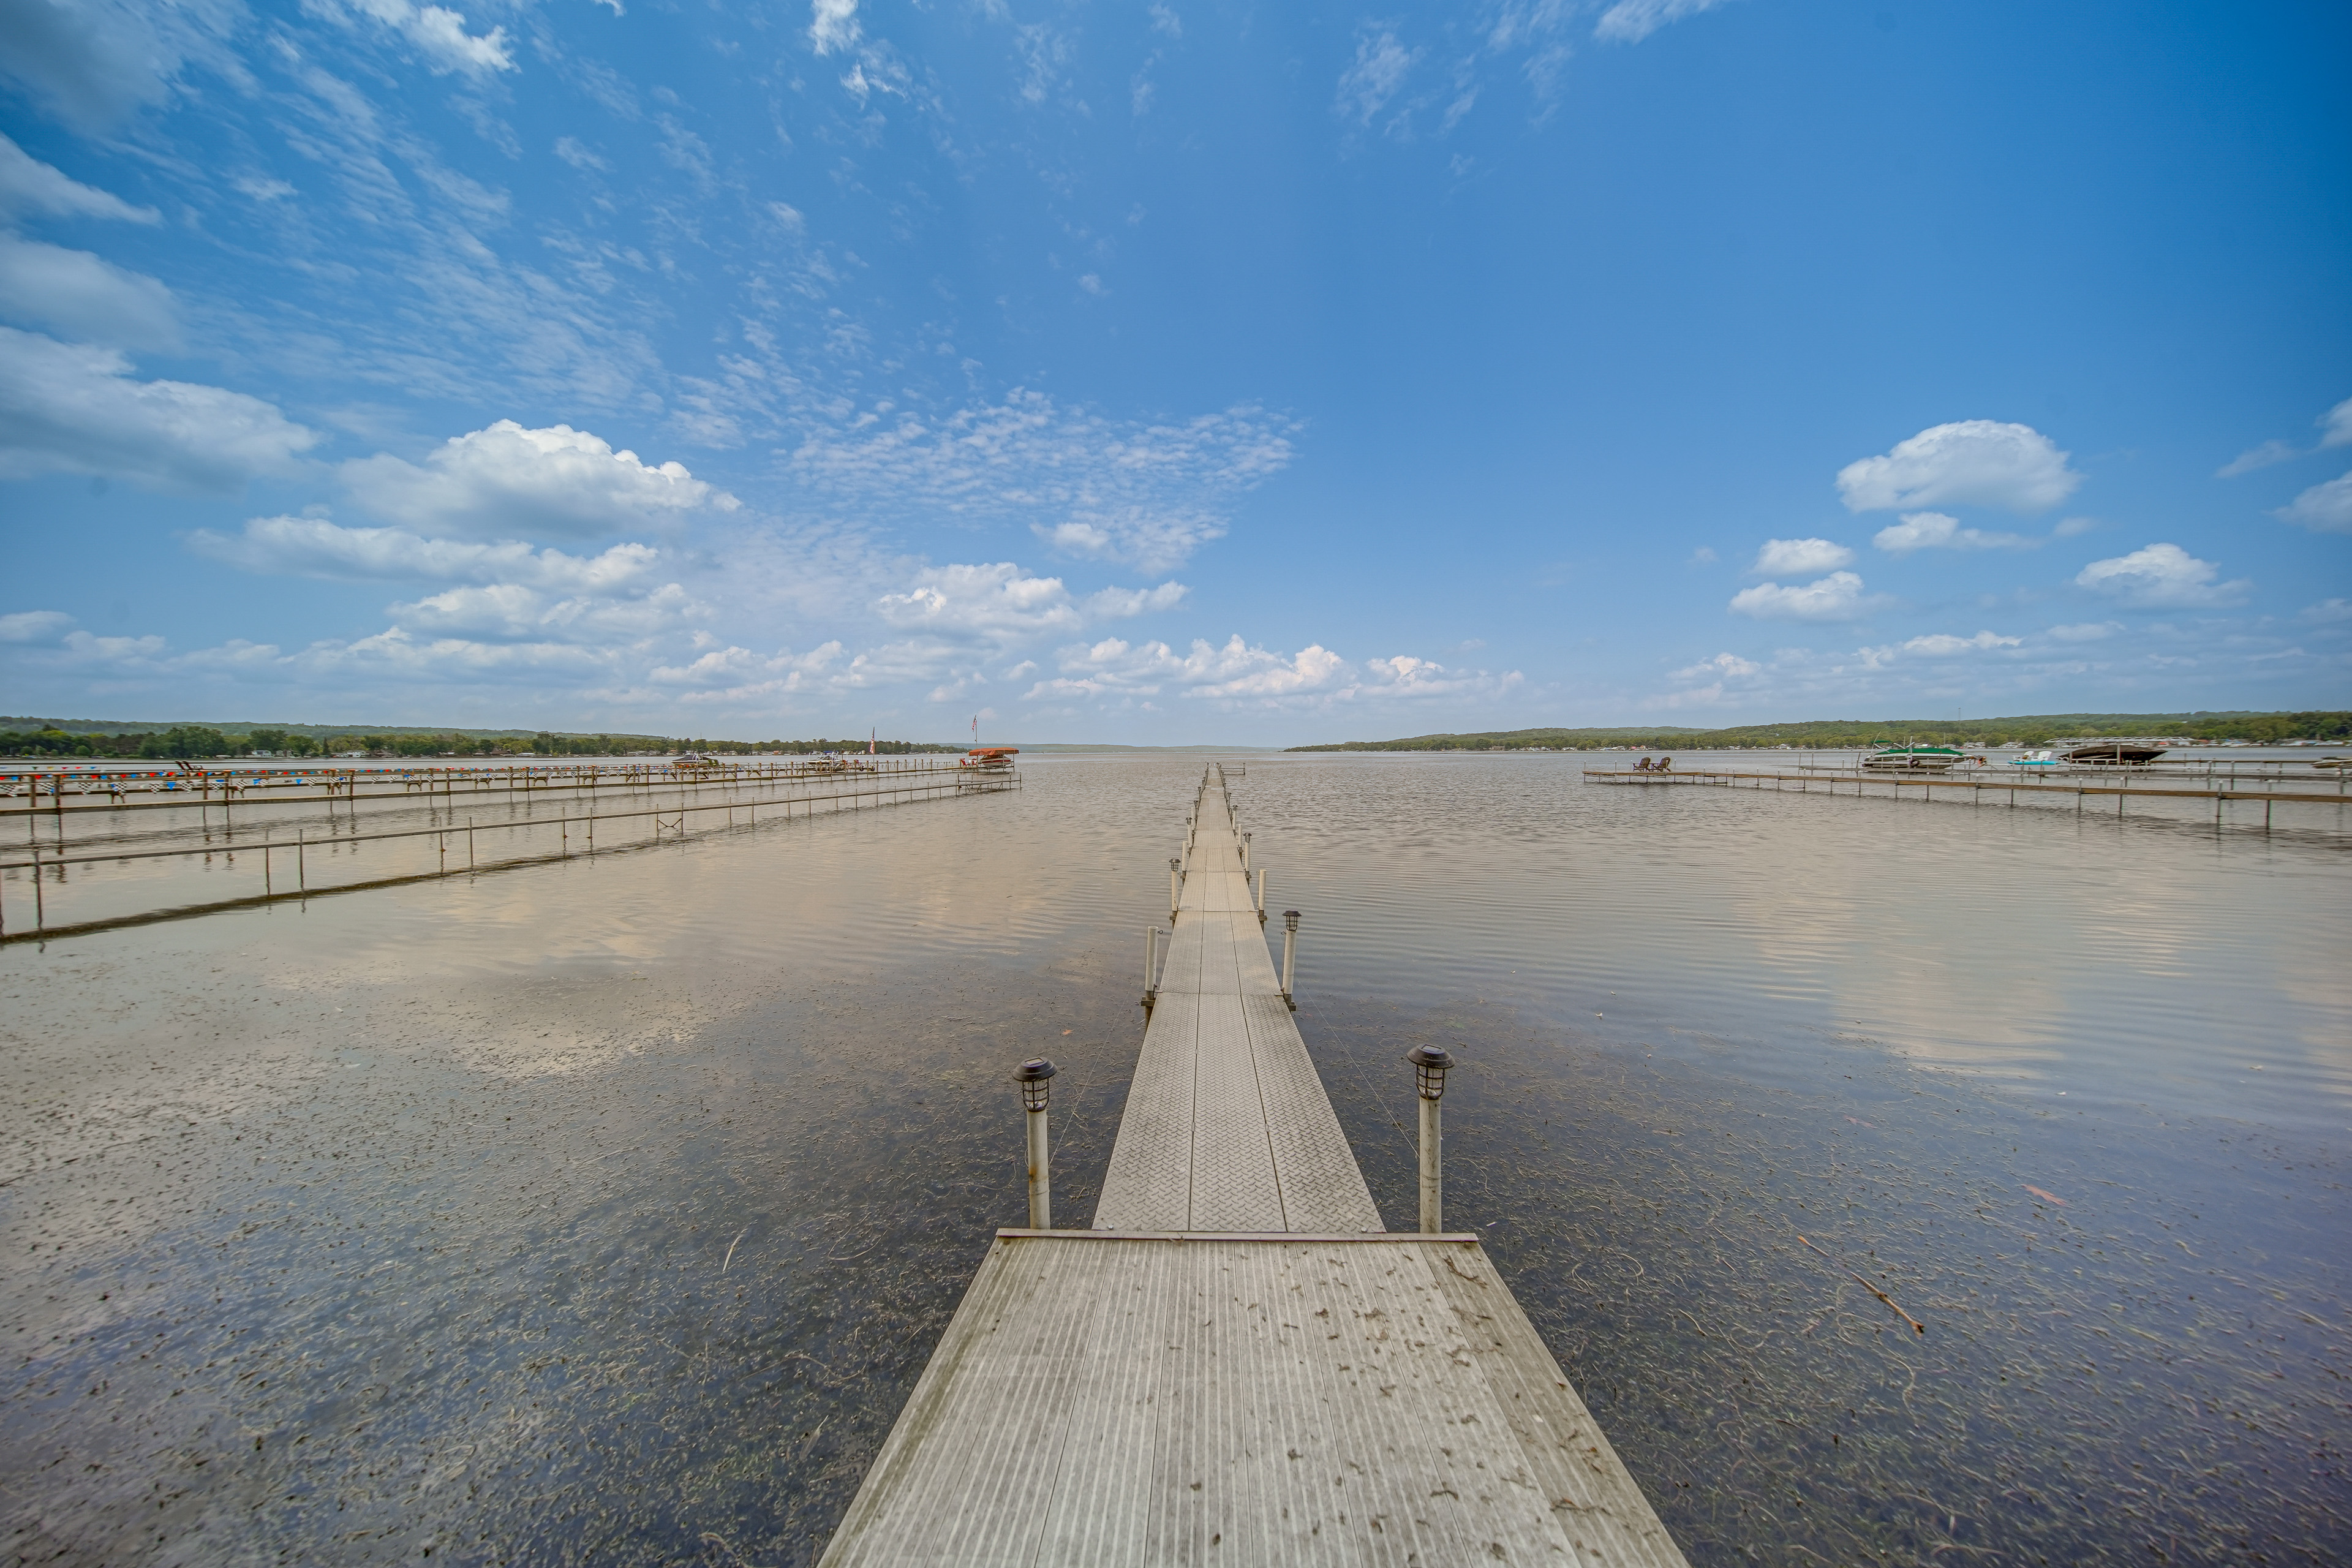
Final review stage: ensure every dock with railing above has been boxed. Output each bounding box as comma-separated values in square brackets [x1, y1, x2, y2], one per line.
[0, 756, 1015, 942]
[816, 764, 1688, 1567]
[1585, 763, 2347, 829]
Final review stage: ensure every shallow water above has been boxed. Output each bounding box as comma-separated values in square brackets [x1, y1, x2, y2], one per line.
[1, 753, 2345, 1564]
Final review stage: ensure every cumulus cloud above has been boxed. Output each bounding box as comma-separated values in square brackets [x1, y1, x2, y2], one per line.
[1728, 570, 1878, 622]
[0, 608, 77, 643]
[1751, 537, 1852, 575]
[650, 640, 847, 696]
[873, 562, 1185, 640]
[342, 421, 735, 541]
[1896, 630, 2022, 655]
[1836, 420, 2081, 513]
[0, 134, 159, 222]
[1870, 510, 2035, 554]
[2075, 542, 2250, 608]
[0, 326, 317, 491]
[189, 515, 663, 593]
[341, 0, 514, 75]
[2325, 398, 2352, 450]
[2274, 470, 2352, 534]
[0, 235, 179, 349]
[789, 391, 1293, 573]
[1673, 651, 1761, 679]
[385, 581, 702, 643]
[1595, 0, 1735, 44]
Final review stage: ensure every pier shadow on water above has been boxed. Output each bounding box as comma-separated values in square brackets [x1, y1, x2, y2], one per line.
[1, 752, 2344, 1565]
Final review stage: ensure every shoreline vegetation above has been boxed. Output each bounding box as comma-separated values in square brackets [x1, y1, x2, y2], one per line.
[0, 718, 961, 760]
[1287, 710, 2352, 753]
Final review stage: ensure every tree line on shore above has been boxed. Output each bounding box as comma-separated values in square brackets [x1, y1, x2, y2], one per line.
[0, 725, 963, 760]
[1289, 710, 2352, 753]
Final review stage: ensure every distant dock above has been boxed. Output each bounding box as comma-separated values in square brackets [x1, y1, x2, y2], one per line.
[819, 766, 1688, 1566]
[1585, 763, 2346, 828]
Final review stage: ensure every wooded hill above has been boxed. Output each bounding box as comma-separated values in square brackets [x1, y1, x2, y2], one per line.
[1288, 710, 2352, 752]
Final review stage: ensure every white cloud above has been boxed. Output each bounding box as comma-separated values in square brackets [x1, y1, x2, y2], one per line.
[342, 421, 735, 541]
[0, 134, 159, 222]
[788, 391, 1293, 573]
[1728, 570, 1877, 622]
[0, 326, 317, 492]
[2274, 470, 2352, 534]
[873, 562, 1185, 641]
[1751, 537, 1852, 576]
[2046, 620, 2122, 641]
[0, 0, 238, 132]
[1335, 25, 1420, 131]
[2051, 515, 2098, 538]
[552, 137, 606, 172]
[1896, 630, 2022, 656]
[809, 0, 859, 55]
[2301, 598, 2352, 625]
[650, 641, 847, 695]
[343, 0, 514, 75]
[0, 608, 77, 643]
[1687, 546, 1717, 565]
[385, 581, 702, 643]
[1027, 633, 1517, 709]
[0, 235, 179, 349]
[2217, 439, 2299, 478]
[1836, 420, 2081, 513]
[189, 515, 663, 592]
[2075, 542, 2250, 608]
[1595, 0, 1735, 44]
[2324, 398, 2352, 450]
[1870, 510, 2035, 554]
[1672, 651, 1760, 679]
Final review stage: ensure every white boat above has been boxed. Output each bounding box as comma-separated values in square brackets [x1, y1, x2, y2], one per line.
[1861, 745, 1965, 772]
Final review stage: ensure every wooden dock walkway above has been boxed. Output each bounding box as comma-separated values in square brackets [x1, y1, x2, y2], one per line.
[820, 767, 1688, 1567]
[1585, 765, 2346, 821]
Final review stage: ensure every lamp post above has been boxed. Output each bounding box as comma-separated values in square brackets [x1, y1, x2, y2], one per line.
[1280, 910, 1300, 1009]
[1014, 1058, 1057, 1229]
[1405, 1045, 1456, 1232]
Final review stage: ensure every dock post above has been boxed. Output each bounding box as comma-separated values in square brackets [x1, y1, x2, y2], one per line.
[1015, 1059, 1057, 1229]
[1169, 856, 1182, 922]
[1407, 1046, 1455, 1232]
[1255, 867, 1267, 923]
[1241, 831, 1251, 872]
[298, 830, 305, 895]
[1280, 909, 1300, 1009]
[1143, 927, 1162, 1008]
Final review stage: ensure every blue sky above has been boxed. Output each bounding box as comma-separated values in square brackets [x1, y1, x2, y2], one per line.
[1, 0, 2345, 742]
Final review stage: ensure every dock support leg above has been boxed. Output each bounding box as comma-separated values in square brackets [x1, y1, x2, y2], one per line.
[1255, 867, 1267, 924]
[1169, 857, 1182, 923]
[1143, 926, 1161, 1008]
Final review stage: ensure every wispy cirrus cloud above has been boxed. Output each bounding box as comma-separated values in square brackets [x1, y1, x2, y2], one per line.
[786, 391, 1294, 572]
[1594, 0, 1737, 45]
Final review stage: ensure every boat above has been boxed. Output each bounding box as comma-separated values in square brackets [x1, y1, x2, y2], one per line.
[958, 747, 1019, 772]
[2065, 743, 2167, 765]
[1862, 745, 1965, 772]
[2010, 750, 2060, 767]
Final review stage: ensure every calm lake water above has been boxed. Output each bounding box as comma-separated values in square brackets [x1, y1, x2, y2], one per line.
[2, 752, 2345, 1564]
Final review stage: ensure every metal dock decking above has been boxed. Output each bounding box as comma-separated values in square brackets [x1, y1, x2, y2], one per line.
[819, 767, 1688, 1567]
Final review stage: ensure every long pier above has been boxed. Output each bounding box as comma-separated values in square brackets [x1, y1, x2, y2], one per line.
[0, 759, 1014, 942]
[819, 766, 1687, 1566]
[1585, 764, 2347, 826]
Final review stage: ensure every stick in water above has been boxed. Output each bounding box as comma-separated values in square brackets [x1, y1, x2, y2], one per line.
[1798, 1233, 1925, 1334]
